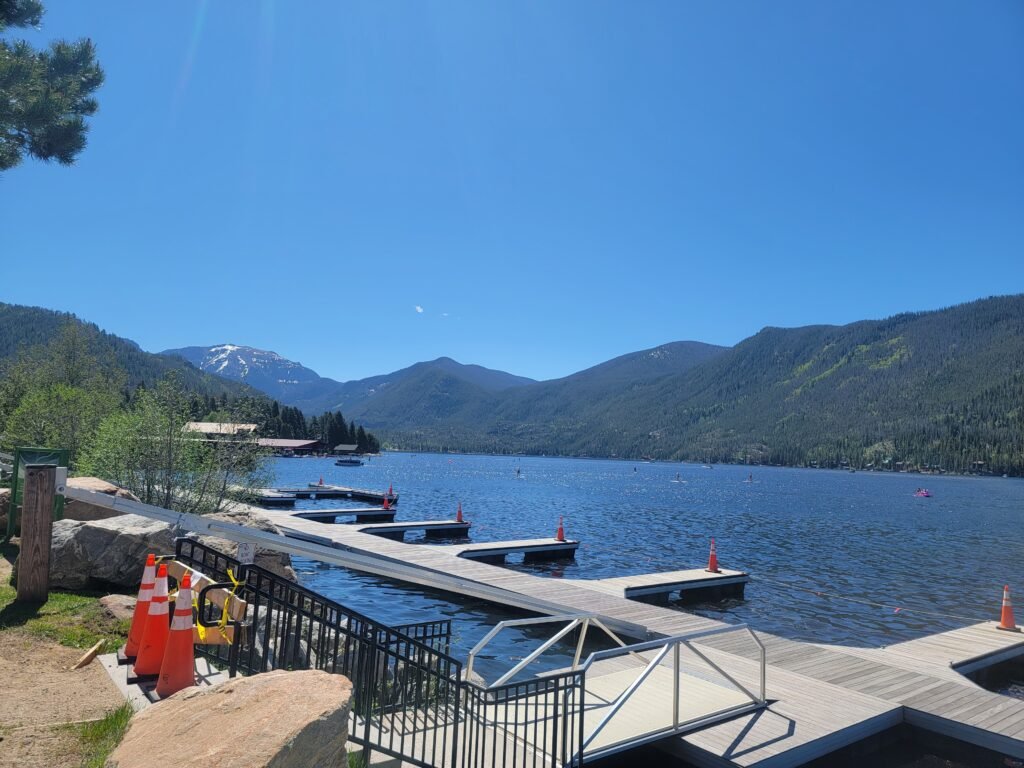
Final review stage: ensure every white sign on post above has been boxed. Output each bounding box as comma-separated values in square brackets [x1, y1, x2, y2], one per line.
[237, 541, 256, 564]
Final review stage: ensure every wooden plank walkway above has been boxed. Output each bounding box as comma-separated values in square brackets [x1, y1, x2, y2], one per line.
[257, 510, 1024, 765]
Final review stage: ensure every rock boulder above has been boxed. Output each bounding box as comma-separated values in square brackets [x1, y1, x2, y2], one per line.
[106, 669, 353, 768]
[100, 593, 137, 621]
[64, 477, 140, 522]
[17, 514, 176, 591]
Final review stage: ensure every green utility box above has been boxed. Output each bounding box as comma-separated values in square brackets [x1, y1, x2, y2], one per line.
[3, 447, 68, 544]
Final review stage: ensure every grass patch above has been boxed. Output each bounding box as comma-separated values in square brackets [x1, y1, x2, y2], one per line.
[75, 703, 134, 768]
[0, 544, 129, 652]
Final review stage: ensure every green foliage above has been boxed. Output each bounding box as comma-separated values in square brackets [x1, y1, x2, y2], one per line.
[79, 375, 271, 513]
[0, 323, 122, 462]
[0, 303, 264, 398]
[0, 0, 104, 170]
[75, 702, 134, 768]
[0, 575, 130, 652]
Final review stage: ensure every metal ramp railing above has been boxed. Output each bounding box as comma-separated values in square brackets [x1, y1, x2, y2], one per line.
[465, 614, 767, 765]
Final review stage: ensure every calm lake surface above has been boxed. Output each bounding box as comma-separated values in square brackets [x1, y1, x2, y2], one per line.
[272, 453, 1024, 686]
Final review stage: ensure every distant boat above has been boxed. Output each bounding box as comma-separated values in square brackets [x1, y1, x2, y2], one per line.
[914, 488, 932, 497]
[335, 457, 364, 467]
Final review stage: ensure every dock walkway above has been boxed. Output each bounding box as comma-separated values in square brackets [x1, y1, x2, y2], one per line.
[260, 509, 1024, 766]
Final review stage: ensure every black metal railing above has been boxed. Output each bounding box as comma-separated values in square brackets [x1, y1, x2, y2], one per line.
[460, 672, 585, 768]
[175, 538, 462, 767]
[175, 538, 587, 768]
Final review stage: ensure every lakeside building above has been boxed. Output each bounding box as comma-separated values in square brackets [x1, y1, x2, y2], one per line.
[257, 438, 322, 456]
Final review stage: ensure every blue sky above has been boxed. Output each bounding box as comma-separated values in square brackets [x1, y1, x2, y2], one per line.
[2, 1, 1022, 382]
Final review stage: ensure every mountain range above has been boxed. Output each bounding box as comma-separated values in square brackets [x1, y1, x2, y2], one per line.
[159, 294, 1024, 472]
[3, 296, 1022, 472]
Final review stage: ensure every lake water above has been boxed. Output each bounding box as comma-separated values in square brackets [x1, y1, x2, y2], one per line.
[272, 453, 1024, 687]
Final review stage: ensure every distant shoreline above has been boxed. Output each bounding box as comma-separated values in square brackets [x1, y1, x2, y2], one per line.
[372, 449, 1019, 479]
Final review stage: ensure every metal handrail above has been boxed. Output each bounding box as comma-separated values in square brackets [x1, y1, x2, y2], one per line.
[572, 623, 767, 759]
[464, 612, 640, 688]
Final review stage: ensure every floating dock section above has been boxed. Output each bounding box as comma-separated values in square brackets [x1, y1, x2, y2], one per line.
[292, 507, 395, 524]
[354, 519, 471, 541]
[271, 484, 398, 505]
[446, 537, 580, 563]
[569, 568, 749, 603]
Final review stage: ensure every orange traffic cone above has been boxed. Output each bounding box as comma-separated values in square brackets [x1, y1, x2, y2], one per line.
[382, 495, 391, 511]
[456, 502, 464, 523]
[124, 554, 156, 658]
[388, 483, 394, 498]
[555, 516, 565, 542]
[132, 564, 170, 676]
[706, 538, 721, 573]
[156, 573, 196, 698]
[997, 585, 1019, 632]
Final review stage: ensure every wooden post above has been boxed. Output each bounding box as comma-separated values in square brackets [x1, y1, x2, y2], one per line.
[16, 464, 56, 604]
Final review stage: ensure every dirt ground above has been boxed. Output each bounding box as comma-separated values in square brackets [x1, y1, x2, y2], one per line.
[0, 550, 124, 767]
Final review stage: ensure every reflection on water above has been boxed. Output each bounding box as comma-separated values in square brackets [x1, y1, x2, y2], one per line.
[278, 454, 1024, 687]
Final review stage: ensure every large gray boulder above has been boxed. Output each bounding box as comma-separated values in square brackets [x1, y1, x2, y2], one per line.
[19, 514, 176, 591]
[106, 670, 353, 768]
[13, 502, 296, 591]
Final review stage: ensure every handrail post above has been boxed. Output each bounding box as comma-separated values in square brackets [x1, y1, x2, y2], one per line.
[760, 638, 766, 703]
[573, 618, 590, 669]
[673, 641, 680, 727]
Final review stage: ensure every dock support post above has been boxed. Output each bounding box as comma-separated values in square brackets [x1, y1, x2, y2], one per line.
[16, 465, 56, 604]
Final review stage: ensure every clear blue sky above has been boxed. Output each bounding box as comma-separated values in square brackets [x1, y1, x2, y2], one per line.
[2, 1, 1022, 382]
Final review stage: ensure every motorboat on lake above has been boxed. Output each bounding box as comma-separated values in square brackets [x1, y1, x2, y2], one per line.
[335, 457, 364, 467]
[914, 488, 932, 497]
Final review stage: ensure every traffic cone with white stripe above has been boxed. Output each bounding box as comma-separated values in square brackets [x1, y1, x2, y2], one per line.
[156, 573, 196, 698]
[997, 585, 1019, 632]
[706, 538, 721, 573]
[123, 554, 156, 660]
[382, 494, 391, 511]
[132, 564, 170, 677]
[555, 516, 565, 542]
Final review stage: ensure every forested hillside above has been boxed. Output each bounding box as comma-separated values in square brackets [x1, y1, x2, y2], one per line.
[5, 296, 1022, 474]
[0, 303, 254, 397]
[0, 304, 381, 463]
[377, 297, 1024, 474]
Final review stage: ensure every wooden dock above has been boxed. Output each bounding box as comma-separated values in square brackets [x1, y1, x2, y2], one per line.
[292, 507, 396, 523]
[568, 568, 749, 603]
[354, 519, 471, 541]
[272, 484, 398, 505]
[250, 490, 296, 507]
[445, 537, 580, 563]
[257, 509, 1024, 766]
